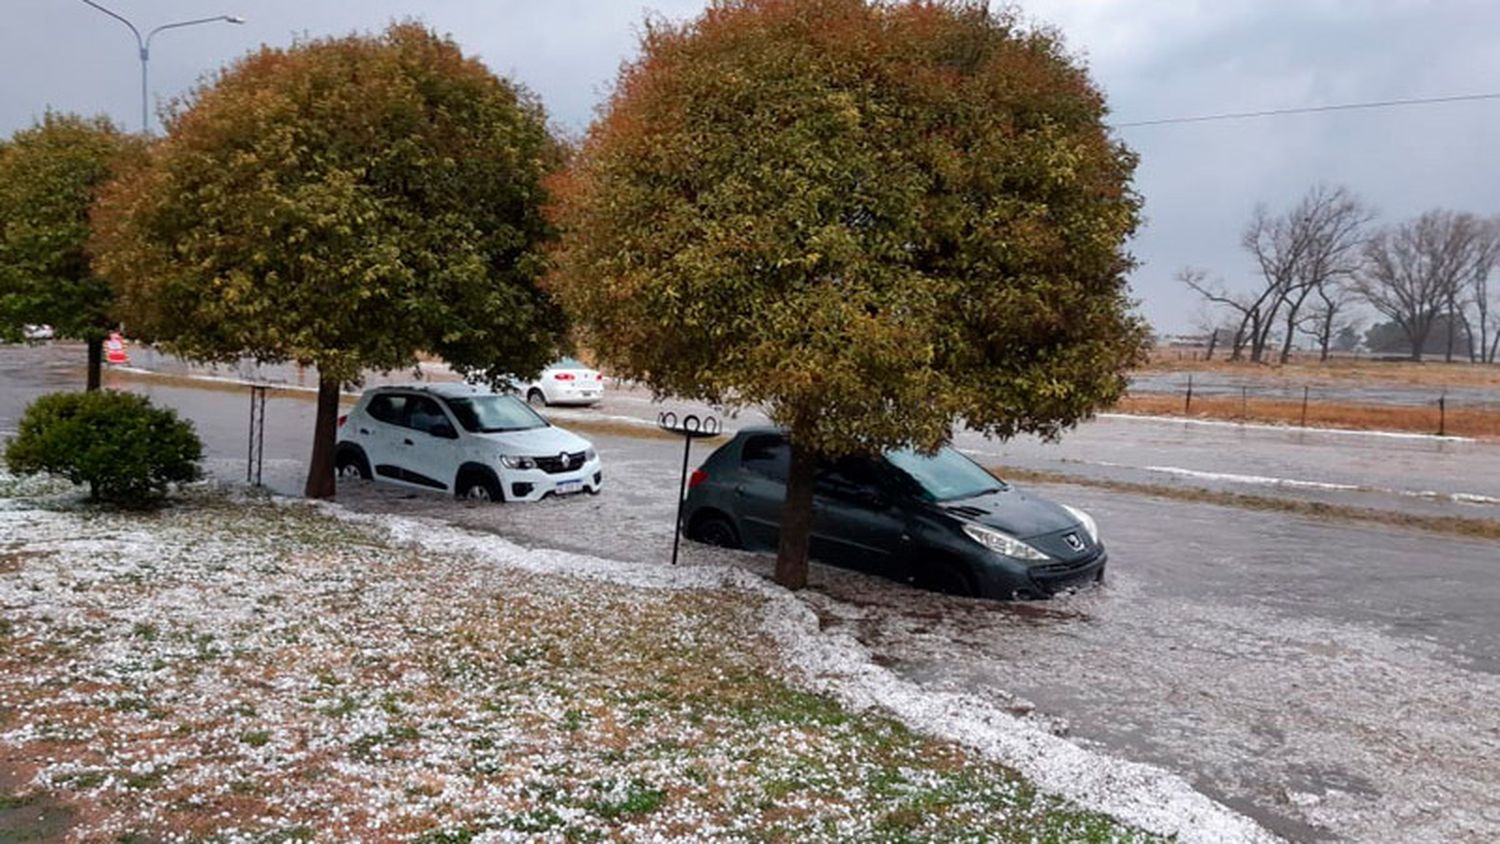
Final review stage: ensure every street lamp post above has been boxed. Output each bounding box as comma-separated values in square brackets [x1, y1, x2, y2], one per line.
[77, 0, 244, 134]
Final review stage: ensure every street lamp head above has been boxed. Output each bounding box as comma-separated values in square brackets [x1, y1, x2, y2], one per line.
[224, 15, 246, 24]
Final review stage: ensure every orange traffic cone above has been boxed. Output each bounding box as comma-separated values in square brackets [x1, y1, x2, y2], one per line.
[105, 332, 128, 365]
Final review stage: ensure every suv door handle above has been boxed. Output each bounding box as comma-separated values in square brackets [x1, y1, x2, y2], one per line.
[403, 438, 415, 446]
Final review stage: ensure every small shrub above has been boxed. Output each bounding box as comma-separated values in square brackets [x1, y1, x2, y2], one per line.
[3, 390, 202, 507]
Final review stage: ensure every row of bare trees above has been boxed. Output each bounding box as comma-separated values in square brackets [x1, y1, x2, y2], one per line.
[1181, 185, 1500, 363]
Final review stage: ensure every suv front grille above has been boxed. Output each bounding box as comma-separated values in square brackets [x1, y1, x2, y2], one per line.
[533, 451, 588, 474]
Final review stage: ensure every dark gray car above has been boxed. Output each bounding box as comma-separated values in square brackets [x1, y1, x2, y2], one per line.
[681, 428, 1106, 599]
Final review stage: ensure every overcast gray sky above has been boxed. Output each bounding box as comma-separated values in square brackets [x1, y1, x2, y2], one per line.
[4, 0, 1499, 333]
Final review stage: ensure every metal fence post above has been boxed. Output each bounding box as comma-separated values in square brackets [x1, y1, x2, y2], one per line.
[1184, 374, 1194, 414]
[1241, 386, 1248, 422]
[1438, 393, 1447, 437]
[1301, 386, 1310, 428]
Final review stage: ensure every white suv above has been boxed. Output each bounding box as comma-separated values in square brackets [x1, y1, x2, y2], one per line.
[335, 383, 602, 502]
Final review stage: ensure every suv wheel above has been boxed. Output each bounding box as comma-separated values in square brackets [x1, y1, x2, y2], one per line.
[456, 469, 503, 503]
[335, 445, 372, 481]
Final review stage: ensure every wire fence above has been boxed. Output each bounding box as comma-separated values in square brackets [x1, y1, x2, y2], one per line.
[1138, 373, 1498, 437]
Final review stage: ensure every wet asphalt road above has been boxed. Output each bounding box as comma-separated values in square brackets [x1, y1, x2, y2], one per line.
[3, 343, 1500, 842]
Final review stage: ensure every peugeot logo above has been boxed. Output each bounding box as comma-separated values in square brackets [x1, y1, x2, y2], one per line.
[1063, 533, 1085, 552]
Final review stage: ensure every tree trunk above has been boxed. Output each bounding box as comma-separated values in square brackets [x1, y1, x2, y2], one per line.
[1204, 330, 1217, 361]
[86, 337, 103, 391]
[304, 375, 341, 499]
[773, 439, 817, 591]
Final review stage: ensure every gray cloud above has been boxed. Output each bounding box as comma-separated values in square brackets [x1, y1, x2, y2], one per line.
[4, 1, 1498, 332]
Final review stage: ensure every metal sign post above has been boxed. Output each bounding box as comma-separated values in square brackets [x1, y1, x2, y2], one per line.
[657, 412, 721, 566]
[246, 385, 268, 486]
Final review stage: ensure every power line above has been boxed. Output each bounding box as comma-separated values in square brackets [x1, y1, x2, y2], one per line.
[1114, 91, 1500, 128]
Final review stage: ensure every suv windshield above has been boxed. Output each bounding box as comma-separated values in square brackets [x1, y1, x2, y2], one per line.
[443, 394, 548, 433]
[884, 447, 1004, 502]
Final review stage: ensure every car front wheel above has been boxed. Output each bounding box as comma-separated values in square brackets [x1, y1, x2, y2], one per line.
[527, 389, 547, 408]
[456, 471, 503, 503]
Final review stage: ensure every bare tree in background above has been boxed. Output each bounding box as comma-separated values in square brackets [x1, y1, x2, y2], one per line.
[1301, 279, 1361, 361]
[1242, 185, 1372, 364]
[1468, 218, 1500, 364]
[1177, 267, 1261, 361]
[1357, 210, 1490, 362]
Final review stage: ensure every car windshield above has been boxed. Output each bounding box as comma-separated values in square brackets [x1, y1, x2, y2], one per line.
[443, 394, 548, 433]
[884, 447, 1004, 502]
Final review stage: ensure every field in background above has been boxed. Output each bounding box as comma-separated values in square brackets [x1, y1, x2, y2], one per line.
[1145, 347, 1500, 391]
[1115, 393, 1495, 438]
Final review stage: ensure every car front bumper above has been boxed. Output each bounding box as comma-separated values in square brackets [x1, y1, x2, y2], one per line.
[975, 547, 1107, 599]
[499, 459, 603, 502]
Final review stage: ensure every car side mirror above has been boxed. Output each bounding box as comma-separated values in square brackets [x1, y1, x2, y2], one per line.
[430, 423, 457, 439]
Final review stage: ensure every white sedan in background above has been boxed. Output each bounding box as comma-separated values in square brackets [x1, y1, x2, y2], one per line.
[512, 357, 606, 407]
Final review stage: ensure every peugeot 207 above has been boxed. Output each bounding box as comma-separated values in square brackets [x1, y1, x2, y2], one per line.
[335, 383, 602, 502]
[681, 428, 1105, 599]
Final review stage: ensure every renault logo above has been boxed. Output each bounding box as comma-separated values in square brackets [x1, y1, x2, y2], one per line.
[1063, 533, 1085, 552]
[559, 451, 573, 469]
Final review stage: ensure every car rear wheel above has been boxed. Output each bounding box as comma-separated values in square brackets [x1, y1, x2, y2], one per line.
[456, 470, 503, 503]
[335, 446, 371, 481]
[527, 388, 547, 408]
[689, 514, 740, 549]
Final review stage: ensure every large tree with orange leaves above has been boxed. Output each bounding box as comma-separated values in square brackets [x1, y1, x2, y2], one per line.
[92, 23, 565, 499]
[548, 0, 1147, 589]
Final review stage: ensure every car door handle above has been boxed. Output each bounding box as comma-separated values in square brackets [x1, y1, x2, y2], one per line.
[403, 438, 414, 446]
[358, 428, 371, 435]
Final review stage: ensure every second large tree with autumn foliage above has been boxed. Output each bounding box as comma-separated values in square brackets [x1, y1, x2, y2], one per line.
[92, 23, 565, 499]
[548, 0, 1147, 589]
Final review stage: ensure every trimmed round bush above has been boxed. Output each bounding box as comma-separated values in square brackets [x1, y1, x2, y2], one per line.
[3, 390, 202, 507]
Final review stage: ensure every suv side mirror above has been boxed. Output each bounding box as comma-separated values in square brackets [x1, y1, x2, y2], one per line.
[429, 422, 457, 440]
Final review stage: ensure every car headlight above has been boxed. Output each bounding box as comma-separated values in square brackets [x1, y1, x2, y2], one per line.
[961, 524, 1051, 561]
[584, 447, 597, 462]
[500, 455, 536, 470]
[1062, 505, 1099, 544]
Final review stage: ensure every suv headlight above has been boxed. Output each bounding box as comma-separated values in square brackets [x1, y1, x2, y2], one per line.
[1062, 505, 1099, 544]
[500, 455, 536, 470]
[584, 447, 597, 462]
[962, 524, 1051, 561]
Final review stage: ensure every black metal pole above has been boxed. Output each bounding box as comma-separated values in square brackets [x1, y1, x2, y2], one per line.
[246, 387, 255, 484]
[255, 387, 266, 487]
[1301, 386, 1309, 428]
[1439, 394, 1447, 437]
[1184, 374, 1193, 414]
[671, 433, 692, 567]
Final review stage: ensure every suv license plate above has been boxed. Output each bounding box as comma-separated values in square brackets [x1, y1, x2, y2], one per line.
[556, 480, 583, 495]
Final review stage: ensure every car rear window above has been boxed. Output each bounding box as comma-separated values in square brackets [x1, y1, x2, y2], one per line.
[741, 435, 789, 481]
[366, 394, 407, 425]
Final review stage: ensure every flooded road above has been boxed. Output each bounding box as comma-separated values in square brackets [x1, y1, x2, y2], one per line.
[4, 342, 1500, 842]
